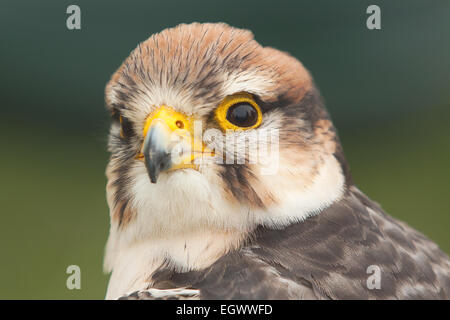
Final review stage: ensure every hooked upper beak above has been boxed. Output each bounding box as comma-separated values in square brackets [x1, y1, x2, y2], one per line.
[138, 106, 213, 183]
[142, 120, 173, 183]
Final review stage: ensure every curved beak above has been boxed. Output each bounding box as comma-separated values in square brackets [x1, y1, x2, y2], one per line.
[142, 120, 173, 183]
[138, 106, 213, 183]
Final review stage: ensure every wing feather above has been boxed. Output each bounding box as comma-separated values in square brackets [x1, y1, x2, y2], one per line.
[125, 186, 450, 299]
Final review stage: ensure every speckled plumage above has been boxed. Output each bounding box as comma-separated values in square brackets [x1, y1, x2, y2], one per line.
[125, 187, 449, 300]
[104, 23, 450, 300]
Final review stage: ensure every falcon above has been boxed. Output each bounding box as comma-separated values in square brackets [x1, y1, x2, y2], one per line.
[103, 23, 450, 299]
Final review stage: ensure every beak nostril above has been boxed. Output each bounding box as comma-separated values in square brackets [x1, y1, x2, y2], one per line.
[175, 120, 184, 129]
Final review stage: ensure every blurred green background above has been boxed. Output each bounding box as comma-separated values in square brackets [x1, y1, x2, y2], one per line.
[0, 0, 449, 299]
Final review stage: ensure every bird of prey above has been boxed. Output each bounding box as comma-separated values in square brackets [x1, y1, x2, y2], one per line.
[103, 23, 450, 300]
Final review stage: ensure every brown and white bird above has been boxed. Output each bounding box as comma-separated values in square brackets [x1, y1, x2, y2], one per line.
[103, 23, 450, 299]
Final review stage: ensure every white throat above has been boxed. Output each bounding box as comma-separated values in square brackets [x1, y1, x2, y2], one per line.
[104, 154, 344, 299]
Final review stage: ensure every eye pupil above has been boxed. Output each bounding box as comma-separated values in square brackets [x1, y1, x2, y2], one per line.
[226, 103, 258, 128]
[119, 115, 133, 138]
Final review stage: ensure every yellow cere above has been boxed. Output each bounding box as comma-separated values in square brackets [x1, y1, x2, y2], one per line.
[138, 106, 214, 164]
[143, 106, 194, 137]
[214, 92, 262, 131]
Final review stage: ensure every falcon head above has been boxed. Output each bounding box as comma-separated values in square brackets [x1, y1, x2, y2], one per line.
[104, 23, 350, 256]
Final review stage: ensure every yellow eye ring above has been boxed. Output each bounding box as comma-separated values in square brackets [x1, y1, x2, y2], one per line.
[119, 115, 125, 138]
[119, 115, 133, 139]
[215, 92, 262, 131]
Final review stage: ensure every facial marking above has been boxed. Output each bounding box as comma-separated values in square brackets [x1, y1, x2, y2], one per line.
[104, 22, 346, 230]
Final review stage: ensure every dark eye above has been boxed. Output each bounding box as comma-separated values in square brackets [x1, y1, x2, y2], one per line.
[119, 115, 133, 138]
[226, 103, 259, 128]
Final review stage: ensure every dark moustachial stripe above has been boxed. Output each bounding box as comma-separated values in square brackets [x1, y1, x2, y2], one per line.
[219, 163, 264, 208]
[108, 131, 139, 227]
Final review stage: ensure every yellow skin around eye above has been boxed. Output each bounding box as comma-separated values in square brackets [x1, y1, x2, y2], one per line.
[119, 115, 125, 138]
[215, 92, 263, 131]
